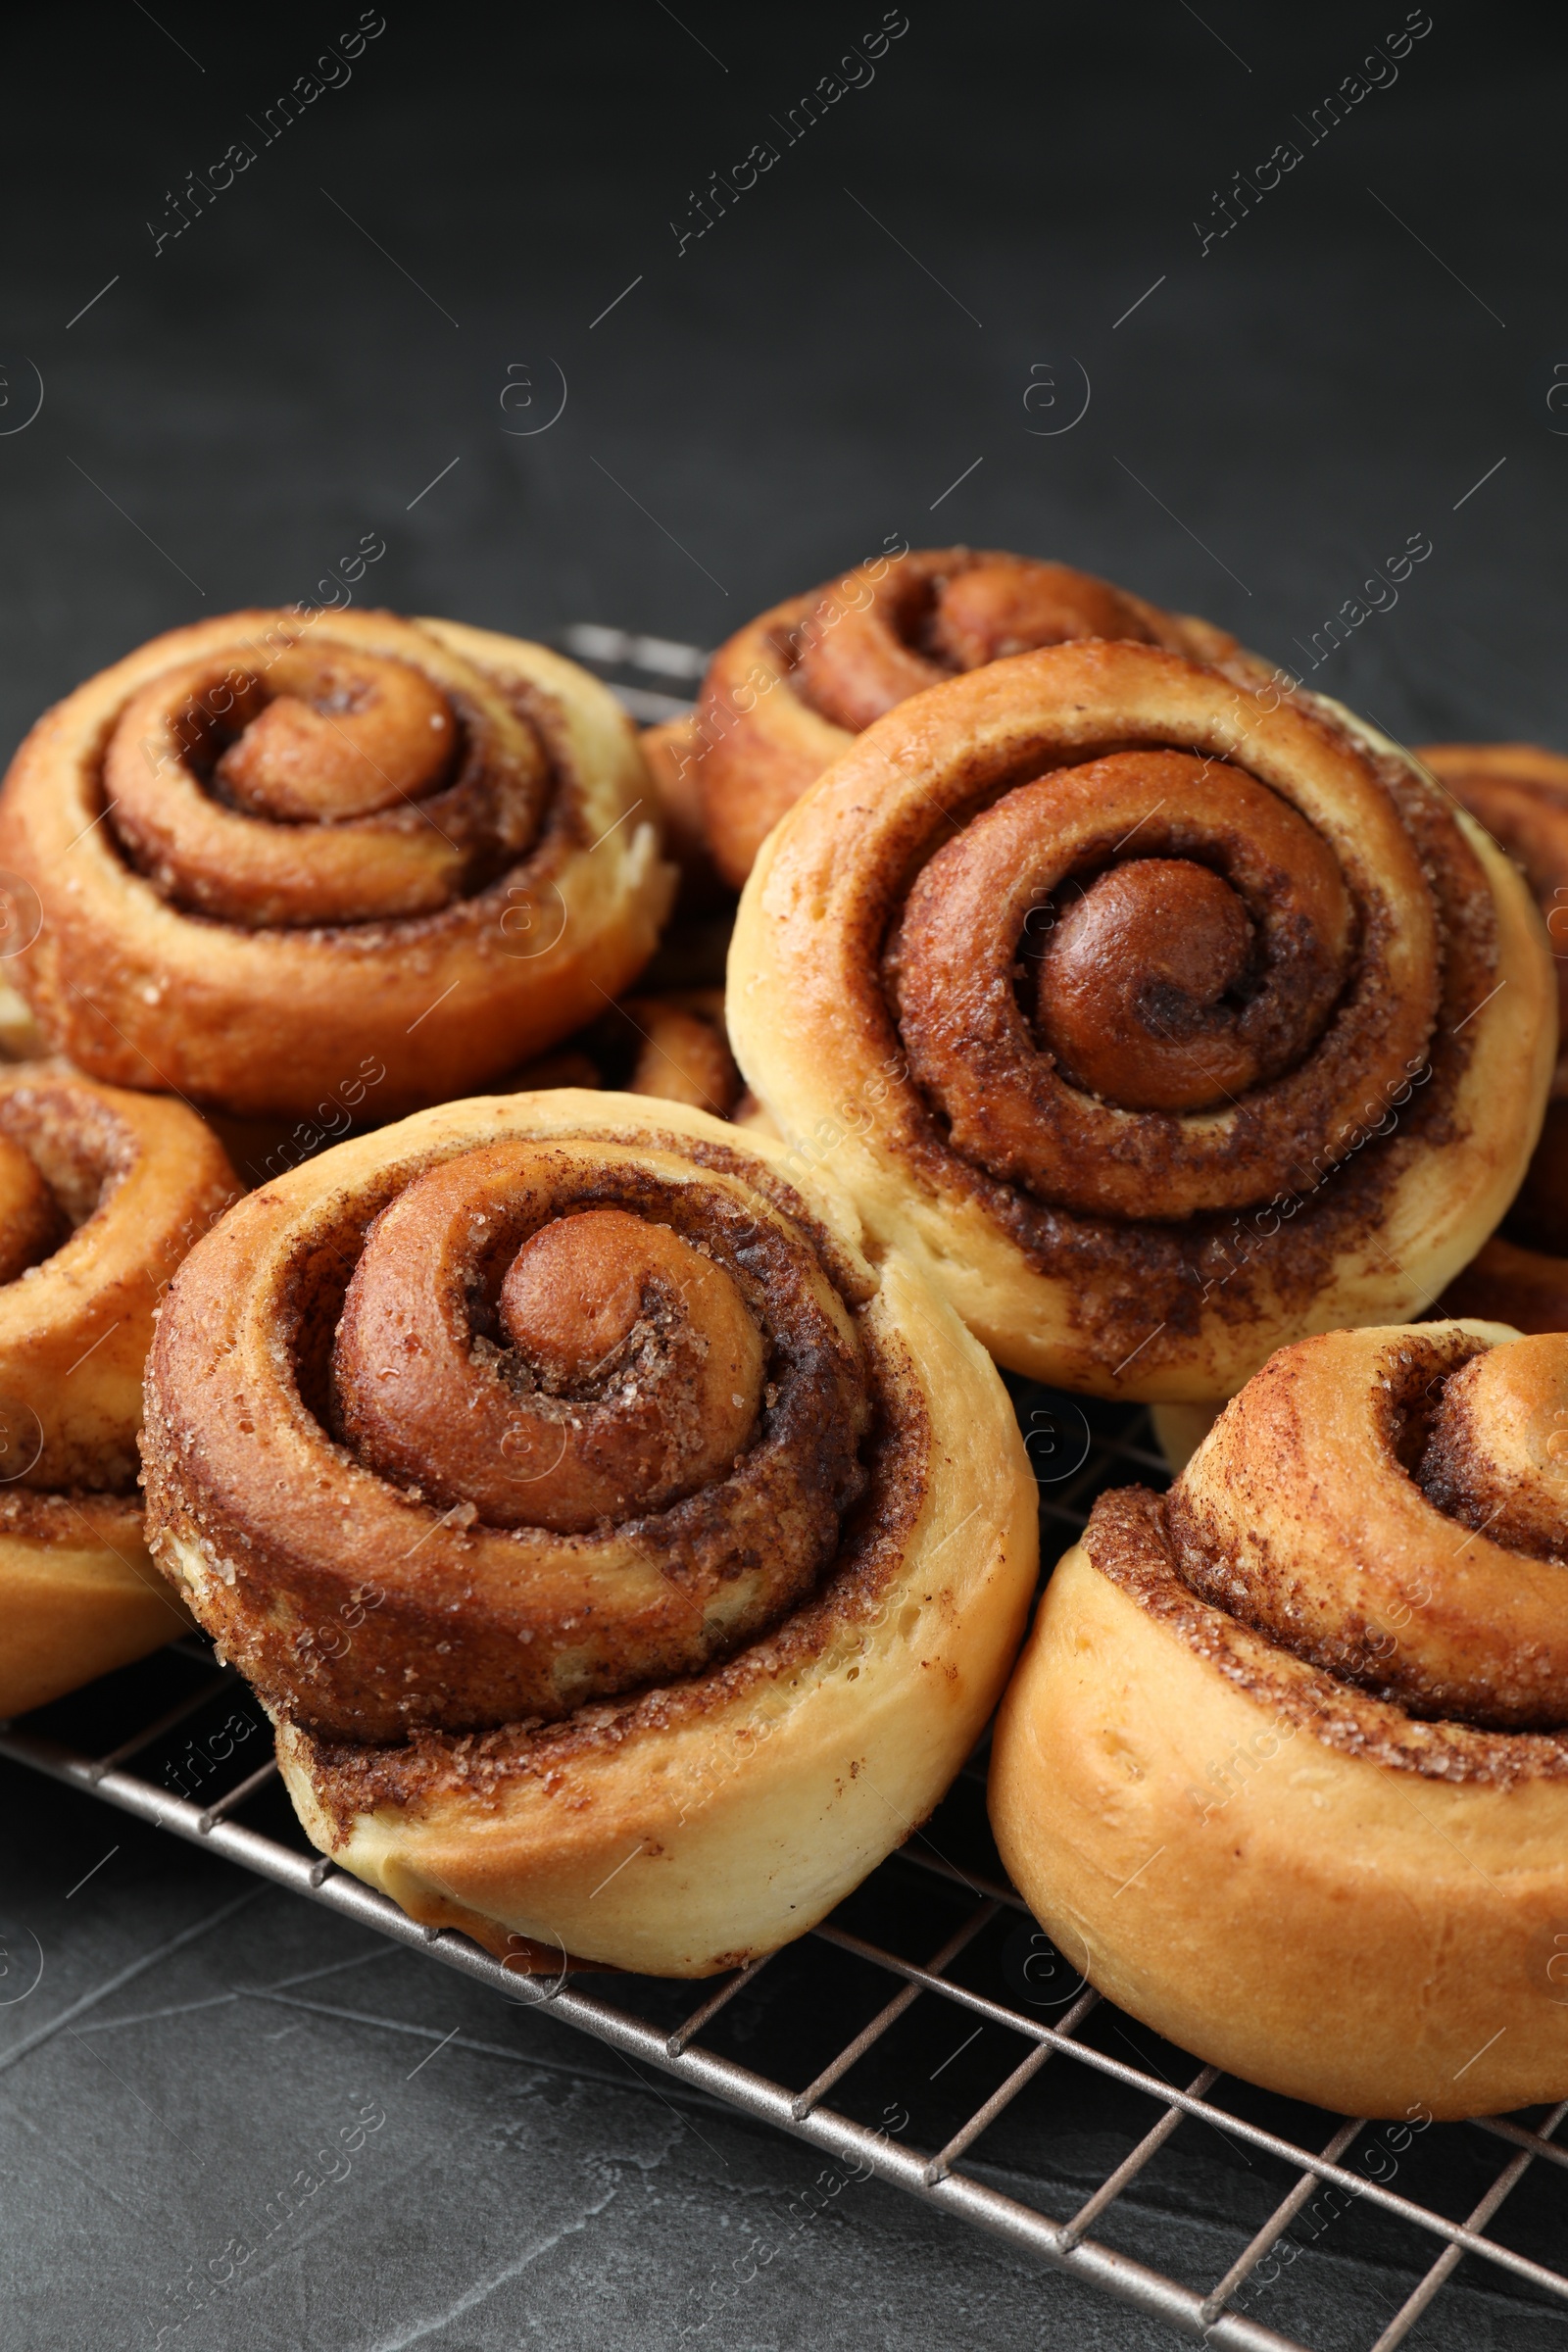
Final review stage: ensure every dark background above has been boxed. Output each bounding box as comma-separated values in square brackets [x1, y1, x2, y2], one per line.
[3, 5, 1565, 2347]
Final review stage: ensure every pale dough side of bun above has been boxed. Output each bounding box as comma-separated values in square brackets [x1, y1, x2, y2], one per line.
[0, 1500, 192, 1719]
[990, 1542, 1568, 2120]
[275, 1250, 1039, 1978]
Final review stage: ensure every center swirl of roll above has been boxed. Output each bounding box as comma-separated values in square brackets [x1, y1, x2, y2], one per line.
[106, 632, 550, 928]
[334, 1177, 766, 1536]
[1168, 1325, 1568, 1730]
[1034, 857, 1280, 1113]
[1415, 1336, 1568, 1567]
[885, 747, 1412, 1221]
[794, 552, 1165, 734]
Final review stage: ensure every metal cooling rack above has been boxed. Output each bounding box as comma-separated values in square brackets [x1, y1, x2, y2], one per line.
[3, 1390, 1565, 2352]
[2, 631, 1565, 2346]
[558, 620, 705, 722]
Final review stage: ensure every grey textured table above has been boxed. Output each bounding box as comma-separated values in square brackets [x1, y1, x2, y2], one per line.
[2, 6, 1566, 2347]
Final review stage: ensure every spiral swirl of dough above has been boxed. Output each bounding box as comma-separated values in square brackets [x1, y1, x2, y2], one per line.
[144, 1092, 1042, 1980]
[144, 1096, 883, 1742]
[730, 642, 1554, 1398]
[1169, 1321, 1568, 1729]
[107, 637, 545, 928]
[0, 1064, 236, 1492]
[0, 611, 674, 1119]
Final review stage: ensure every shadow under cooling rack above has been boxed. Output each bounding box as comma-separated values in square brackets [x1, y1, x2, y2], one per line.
[2, 1389, 1564, 2352]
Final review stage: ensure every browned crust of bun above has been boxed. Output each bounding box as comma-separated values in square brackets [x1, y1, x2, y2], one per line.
[618, 990, 740, 1116]
[641, 715, 730, 908]
[529, 987, 740, 1118]
[1418, 742, 1568, 1324]
[730, 643, 1553, 1398]
[0, 612, 675, 1118]
[1420, 740, 1568, 1092]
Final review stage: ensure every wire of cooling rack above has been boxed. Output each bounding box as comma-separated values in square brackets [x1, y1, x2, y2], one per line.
[558, 621, 704, 721]
[3, 1393, 1565, 2352]
[3, 633, 1565, 2349]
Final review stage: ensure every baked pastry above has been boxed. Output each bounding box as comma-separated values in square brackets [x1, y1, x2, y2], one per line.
[1422, 743, 1568, 1332]
[645, 547, 1263, 887]
[142, 1091, 1037, 1975]
[729, 642, 1554, 1398]
[610, 990, 739, 1114]
[990, 1319, 1568, 2119]
[0, 610, 675, 1119]
[639, 722, 731, 910]
[504, 989, 741, 1118]
[0, 1065, 236, 1717]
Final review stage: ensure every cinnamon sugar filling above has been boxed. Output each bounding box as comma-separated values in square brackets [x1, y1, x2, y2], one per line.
[1085, 1486, 1568, 1788]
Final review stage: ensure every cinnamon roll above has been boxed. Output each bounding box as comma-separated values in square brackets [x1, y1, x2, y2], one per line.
[729, 643, 1554, 1399]
[501, 989, 742, 1120]
[0, 1066, 236, 1717]
[641, 720, 731, 909]
[1422, 743, 1568, 1333]
[143, 1093, 1037, 1975]
[600, 989, 740, 1116]
[0, 610, 675, 1119]
[645, 547, 1262, 888]
[990, 1320, 1568, 2120]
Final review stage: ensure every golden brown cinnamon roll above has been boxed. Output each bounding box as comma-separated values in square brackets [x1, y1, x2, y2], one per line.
[990, 1320, 1568, 2120]
[624, 991, 738, 1113]
[730, 643, 1554, 1399]
[0, 611, 675, 1119]
[1423, 743, 1568, 1332]
[640, 721, 731, 909]
[500, 989, 742, 1119]
[645, 547, 1261, 888]
[0, 1065, 237, 1716]
[143, 1093, 1037, 1975]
